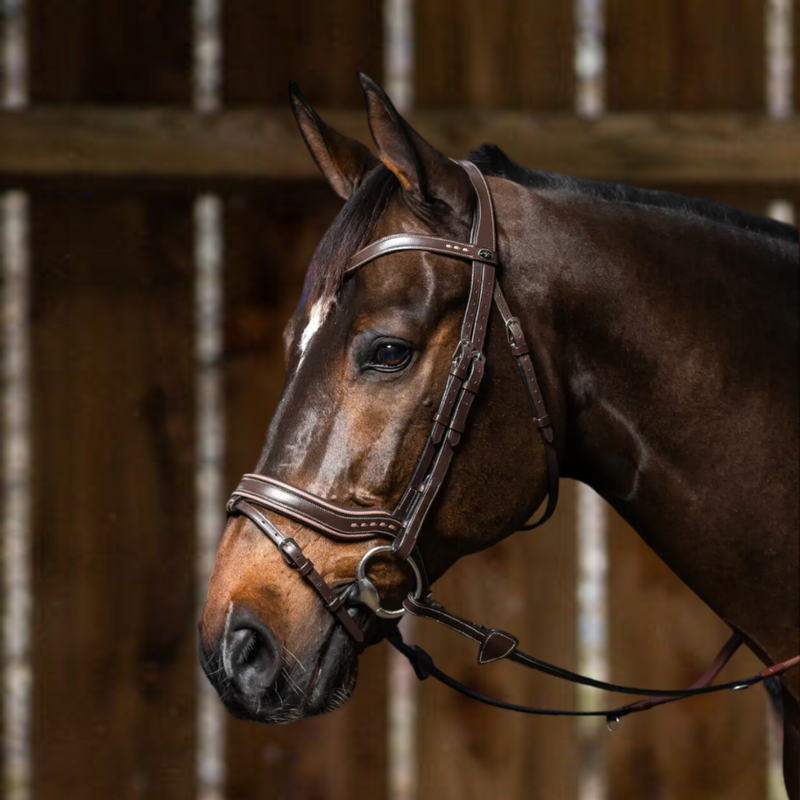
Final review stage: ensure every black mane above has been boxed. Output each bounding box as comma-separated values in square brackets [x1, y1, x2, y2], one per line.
[468, 143, 798, 244]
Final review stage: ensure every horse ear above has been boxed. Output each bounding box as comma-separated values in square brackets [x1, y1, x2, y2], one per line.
[289, 81, 380, 200]
[357, 73, 471, 212]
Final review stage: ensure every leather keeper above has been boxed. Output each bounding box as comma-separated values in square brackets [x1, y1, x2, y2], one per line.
[463, 358, 485, 393]
[534, 414, 551, 428]
[450, 343, 471, 378]
[432, 377, 463, 445]
[506, 319, 529, 354]
[447, 392, 476, 441]
[327, 595, 345, 612]
[447, 416, 467, 434]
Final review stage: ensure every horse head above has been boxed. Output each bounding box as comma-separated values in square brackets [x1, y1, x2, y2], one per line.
[198, 74, 555, 722]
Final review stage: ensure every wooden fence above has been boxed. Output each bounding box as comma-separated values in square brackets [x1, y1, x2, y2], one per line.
[0, 1, 797, 799]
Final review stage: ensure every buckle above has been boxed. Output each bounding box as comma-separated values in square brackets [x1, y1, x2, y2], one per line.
[505, 316, 527, 349]
[463, 351, 486, 393]
[450, 338, 472, 377]
[278, 537, 304, 567]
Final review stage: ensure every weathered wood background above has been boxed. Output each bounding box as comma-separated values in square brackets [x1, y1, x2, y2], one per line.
[0, 1, 796, 799]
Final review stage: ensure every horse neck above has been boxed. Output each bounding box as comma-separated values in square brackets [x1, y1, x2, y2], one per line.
[501, 183, 798, 657]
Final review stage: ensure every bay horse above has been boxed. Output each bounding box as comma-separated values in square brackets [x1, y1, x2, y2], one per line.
[199, 74, 799, 795]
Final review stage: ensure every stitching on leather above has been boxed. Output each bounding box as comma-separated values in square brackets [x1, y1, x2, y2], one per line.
[241, 480, 399, 524]
[425, 607, 482, 644]
[478, 633, 517, 664]
[361, 233, 475, 248]
[349, 244, 481, 271]
[243, 475, 397, 519]
[232, 491, 396, 539]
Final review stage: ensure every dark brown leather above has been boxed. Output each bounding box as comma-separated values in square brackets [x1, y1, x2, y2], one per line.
[347, 233, 496, 273]
[233, 499, 365, 642]
[231, 474, 403, 540]
[388, 161, 499, 560]
[492, 282, 560, 529]
[608, 633, 743, 718]
[478, 630, 519, 664]
[402, 592, 800, 701]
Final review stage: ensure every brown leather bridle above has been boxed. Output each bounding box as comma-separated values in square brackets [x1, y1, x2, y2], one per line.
[227, 160, 798, 727]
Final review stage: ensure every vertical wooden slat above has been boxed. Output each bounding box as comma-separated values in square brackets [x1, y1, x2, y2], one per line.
[414, 6, 578, 798]
[0, 7, 8, 787]
[222, 0, 382, 106]
[27, 3, 196, 799]
[416, 483, 580, 800]
[605, 3, 769, 797]
[415, 0, 574, 111]
[414, 7, 578, 799]
[795, 0, 800, 112]
[221, 4, 389, 799]
[607, 0, 765, 111]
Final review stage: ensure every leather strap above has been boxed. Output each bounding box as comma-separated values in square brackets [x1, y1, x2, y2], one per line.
[346, 160, 498, 274]
[390, 609, 800, 721]
[608, 633, 743, 718]
[347, 233, 496, 273]
[403, 595, 752, 696]
[493, 282, 560, 529]
[389, 161, 500, 560]
[230, 474, 403, 540]
[232, 499, 365, 642]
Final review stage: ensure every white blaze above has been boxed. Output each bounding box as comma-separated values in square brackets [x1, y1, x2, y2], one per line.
[299, 301, 328, 359]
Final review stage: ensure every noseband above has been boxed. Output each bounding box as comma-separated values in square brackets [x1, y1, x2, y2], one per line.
[227, 161, 798, 725]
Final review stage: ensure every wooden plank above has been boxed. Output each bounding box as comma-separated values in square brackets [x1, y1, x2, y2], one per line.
[605, 2, 770, 797]
[220, 4, 389, 799]
[415, 0, 574, 110]
[27, 3, 197, 799]
[796, 0, 800, 113]
[222, 184, 390, 800]
[416, 482, 580, 800]
[222, 0, 382, 106]
[0, 5, 9, 787]
[414, 7, 575, 798]
[605, 510, 769, 799]
[1, 109, 800, 188]
[607, 0, 765, 111]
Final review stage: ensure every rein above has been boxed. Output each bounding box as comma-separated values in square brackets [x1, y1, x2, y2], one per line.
[227, 160, 799, 728]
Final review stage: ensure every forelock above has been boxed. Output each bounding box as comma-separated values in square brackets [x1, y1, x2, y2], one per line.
[299, 165, 400, 308]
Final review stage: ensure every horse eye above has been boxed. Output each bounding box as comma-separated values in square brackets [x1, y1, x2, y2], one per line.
[370, 343, 412, 370]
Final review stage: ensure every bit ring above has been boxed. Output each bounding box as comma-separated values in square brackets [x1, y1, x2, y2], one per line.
[354, 545, 424, 619]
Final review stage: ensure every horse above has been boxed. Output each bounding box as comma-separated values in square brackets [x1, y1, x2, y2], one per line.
[199, 74, 799, 795]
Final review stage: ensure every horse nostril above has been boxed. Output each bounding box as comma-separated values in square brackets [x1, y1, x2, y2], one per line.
[222, 609, 282, 701]
[234, 629, 258, 665]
